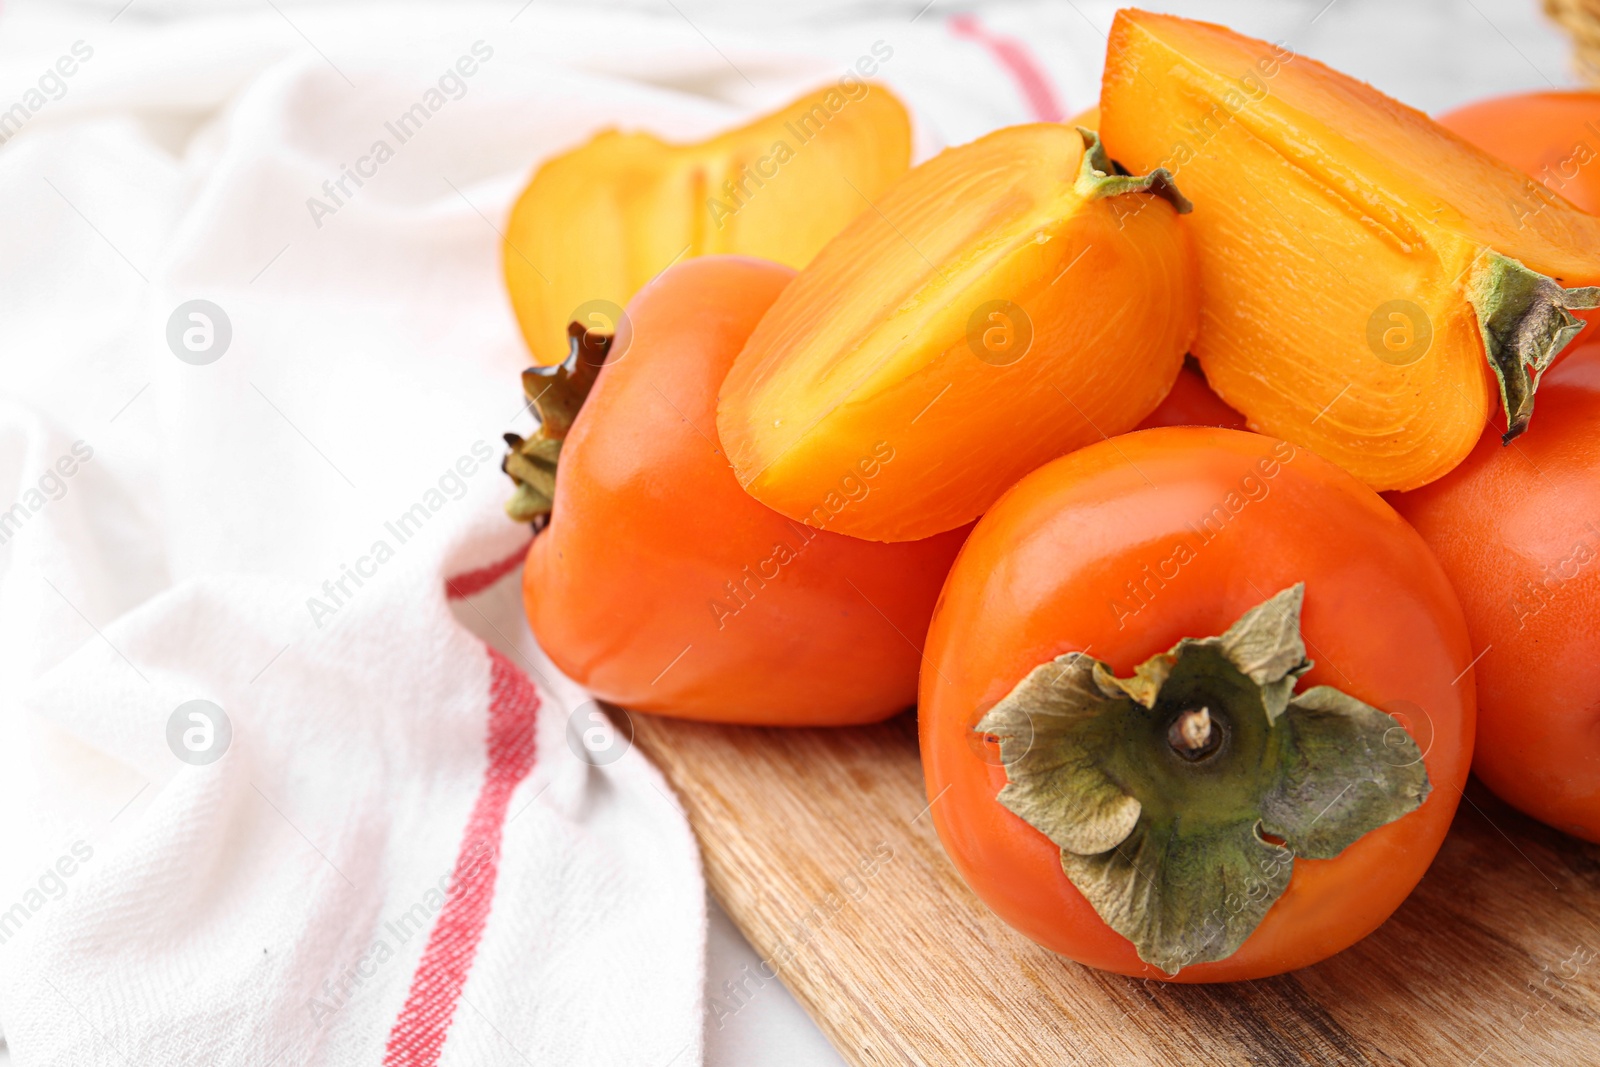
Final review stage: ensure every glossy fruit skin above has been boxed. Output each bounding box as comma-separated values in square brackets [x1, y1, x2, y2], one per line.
[1437, 91, 1600, 215]
[1392, 342, 1600, 840]
[523, 255, 966, 725]
[920, 428, 1474, 981]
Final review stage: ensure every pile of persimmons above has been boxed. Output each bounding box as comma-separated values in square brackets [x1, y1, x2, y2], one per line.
[498, 10, 1600, 982]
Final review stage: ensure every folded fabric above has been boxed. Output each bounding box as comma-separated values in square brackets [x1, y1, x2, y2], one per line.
[0, 3, 1073, 1062]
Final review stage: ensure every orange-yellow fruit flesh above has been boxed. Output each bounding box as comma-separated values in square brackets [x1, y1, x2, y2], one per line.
[504, 84, 911, 365]
[1100, 10, 1600, 492]
[717, 122, 1197, 543]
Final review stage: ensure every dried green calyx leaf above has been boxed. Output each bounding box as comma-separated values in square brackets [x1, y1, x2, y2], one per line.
[1467, 250, 1600, 444]
[1073, 126, 1193, 215]
[977, 584, 1430, 976]
[503, 321, 609, 524]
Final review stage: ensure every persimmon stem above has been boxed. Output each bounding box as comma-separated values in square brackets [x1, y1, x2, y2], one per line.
[1467, 251, 1600, 445]
[502, 322, 609, 525]
[1073, 127, 1193, 215]
[978, 584, 1431, 975]
[1169, 707, 1215, 756]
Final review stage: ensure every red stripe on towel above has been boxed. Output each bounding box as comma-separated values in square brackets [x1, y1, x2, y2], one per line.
[444, 540, 532, 600]
[382, 647, 540, 1066]
[948, 13, 1066, 122]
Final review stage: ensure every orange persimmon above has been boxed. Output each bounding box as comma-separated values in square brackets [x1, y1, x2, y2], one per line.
[1100, 10, 1600, 492]
[511, 255, 966, 724]
[921, 427, 1474, 980]
[1392, 340, 1600, 841]
[717, 123, 1198, 542]
[504, 83, 911, 366]
[1136, 358, 1245, 431]
[1438, 91, 1600, 215]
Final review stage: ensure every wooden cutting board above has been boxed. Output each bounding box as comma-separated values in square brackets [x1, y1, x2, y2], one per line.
[622, 707, 1600, 1066]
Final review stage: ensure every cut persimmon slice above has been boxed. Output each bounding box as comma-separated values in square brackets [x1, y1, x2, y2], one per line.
[716, 123, 1198, 543]
[504, 83, 911, 366]
[1100, 9, 1600, 492]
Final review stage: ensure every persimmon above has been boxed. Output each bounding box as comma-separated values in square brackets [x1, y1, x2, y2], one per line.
[920, 427, 1474, 980]
[1392, 340, 1600, 840]
[504, 83, 911, 366]
[1100, 10, 1600, 493]
[1135, 359, 1245, 431]
[507, 255, 966, 724]
[1438, 91, 1600, 215]
[717, 124, 1198, 542]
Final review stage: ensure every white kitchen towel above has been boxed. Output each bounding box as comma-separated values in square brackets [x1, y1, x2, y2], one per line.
[0, 3, 1072, 1064]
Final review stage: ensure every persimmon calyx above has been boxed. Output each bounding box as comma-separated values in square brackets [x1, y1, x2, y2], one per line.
[1072, 127, 1192, 215]
[503, 322, 609, 524]
[1468, 250, 1600, 445]
[976, 584, 1429, 976]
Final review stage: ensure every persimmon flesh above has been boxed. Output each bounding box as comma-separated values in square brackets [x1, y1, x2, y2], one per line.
[1100, 10, 1600, 492]
[718, 123, 1198, 542]
[504, 84, 911, 366]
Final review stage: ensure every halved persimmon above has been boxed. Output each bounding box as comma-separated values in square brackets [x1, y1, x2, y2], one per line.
[504, 83, 911, 365]
[1100, 10, 1600, 492]
[717, 123, 1198, 542]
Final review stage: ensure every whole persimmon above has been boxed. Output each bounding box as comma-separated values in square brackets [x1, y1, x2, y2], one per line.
[1393, 341, 1600, 840]
[920, 428, 1474, 980]
[1136, 359, 1245, 432]
[508, 255, 965, 724]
